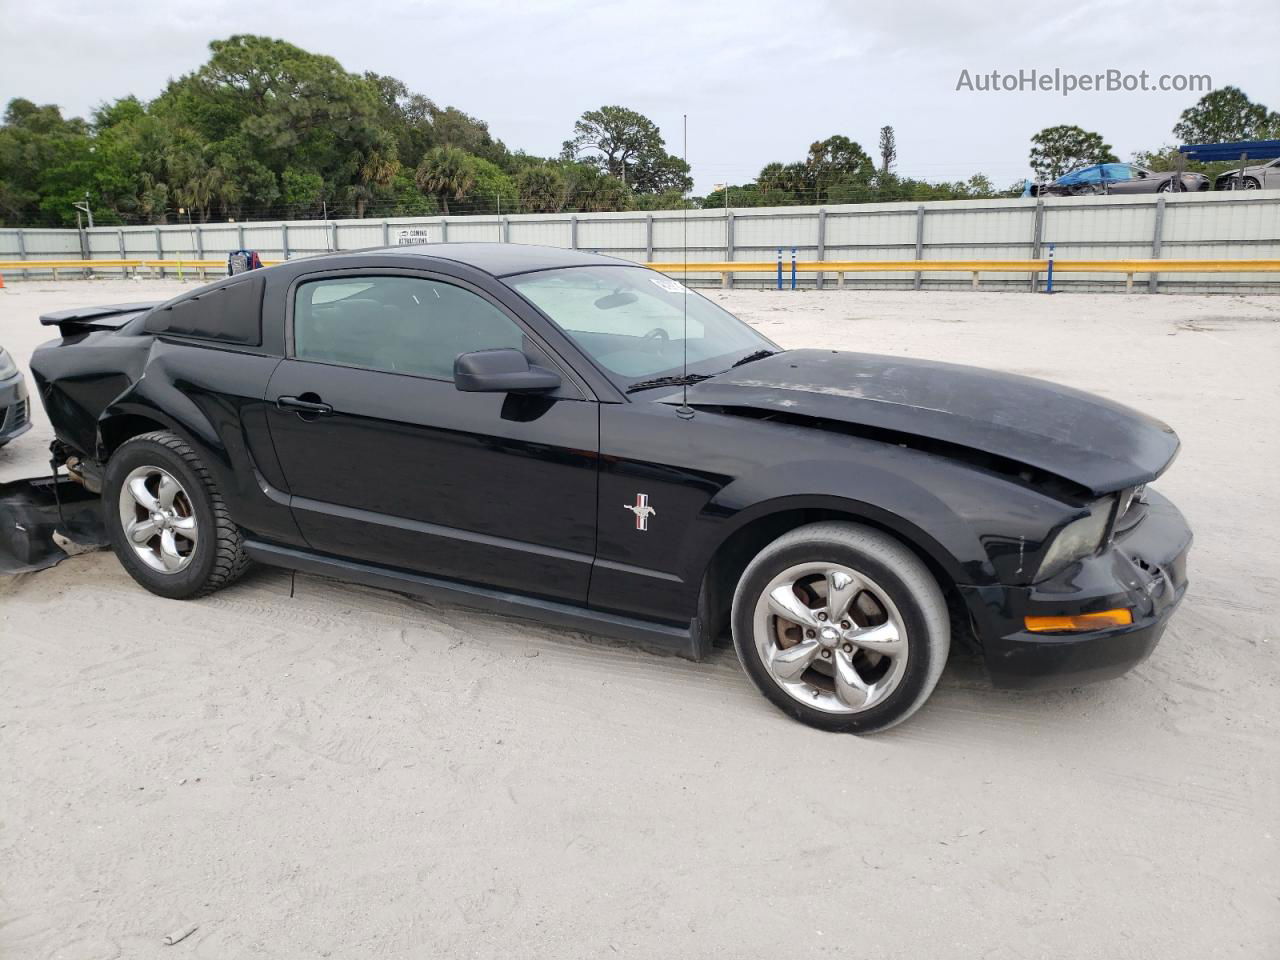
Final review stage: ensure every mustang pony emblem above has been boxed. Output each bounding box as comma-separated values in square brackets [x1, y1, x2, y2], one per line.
[624, 493, 656, 531]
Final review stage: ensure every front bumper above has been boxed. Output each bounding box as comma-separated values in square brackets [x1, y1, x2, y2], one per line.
[0, 372, 31, 445]
[961, 489, 1192, 690]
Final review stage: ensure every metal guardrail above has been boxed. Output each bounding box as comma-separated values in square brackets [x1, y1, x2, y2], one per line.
[0, 258, 279, 280]
[2, 257, 1280, 292]
[648, 258, 1280, 292]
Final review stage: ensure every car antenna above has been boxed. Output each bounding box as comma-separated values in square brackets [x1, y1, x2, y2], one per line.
[675, 112, 695, 421]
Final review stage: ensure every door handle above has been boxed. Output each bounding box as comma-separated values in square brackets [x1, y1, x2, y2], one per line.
[276, 395, 333, 417]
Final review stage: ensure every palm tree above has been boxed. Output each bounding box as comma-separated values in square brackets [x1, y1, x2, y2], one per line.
[415, 146, 476, 215]
[353, 149, 400, 218]
[516, 165, 567, 213]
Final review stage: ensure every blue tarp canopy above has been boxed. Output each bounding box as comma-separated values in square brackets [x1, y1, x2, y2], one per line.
[1178, 140, 1280, 163]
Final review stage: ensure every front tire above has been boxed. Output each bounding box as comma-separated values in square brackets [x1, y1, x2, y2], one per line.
[102, 431, 249, 599]
[731, 522, 949, 734]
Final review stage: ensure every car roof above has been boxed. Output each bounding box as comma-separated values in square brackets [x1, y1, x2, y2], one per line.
[327, 242, 637, 278]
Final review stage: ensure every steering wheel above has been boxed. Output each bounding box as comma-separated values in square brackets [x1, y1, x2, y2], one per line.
[643, 327, 669, 341]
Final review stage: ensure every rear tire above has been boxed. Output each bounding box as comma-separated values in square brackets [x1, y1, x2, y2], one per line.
[102, 431, 249, 599]
[731, 522, 949, 734]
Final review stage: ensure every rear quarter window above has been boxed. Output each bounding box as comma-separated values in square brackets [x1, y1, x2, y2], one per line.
[144, 274, 265, 345]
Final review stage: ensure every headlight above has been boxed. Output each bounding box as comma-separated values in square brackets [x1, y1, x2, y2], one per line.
[1037, 497, 1114, 580]
[1115, 484, 1147, 521]
[0, 349, 18, 379]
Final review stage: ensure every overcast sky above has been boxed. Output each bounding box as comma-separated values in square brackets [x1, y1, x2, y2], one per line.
[2, 0, 1276, 192]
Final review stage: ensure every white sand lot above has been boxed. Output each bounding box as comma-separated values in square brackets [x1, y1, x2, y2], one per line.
[2, 280, 1278, 959]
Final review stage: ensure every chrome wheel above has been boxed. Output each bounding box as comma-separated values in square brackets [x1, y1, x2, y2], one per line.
[752, 561, 909, 714]
[117, 465, 198, 573]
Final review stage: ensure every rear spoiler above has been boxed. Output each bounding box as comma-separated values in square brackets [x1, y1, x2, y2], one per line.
[40, 302, 161, 335]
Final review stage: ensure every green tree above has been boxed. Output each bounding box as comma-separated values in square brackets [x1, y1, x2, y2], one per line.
[154, 35, 391, 219]
[346, 146, 400, 218]
[281, 168, 325, 215]
[1029, 125, 1117, 180]
[465, 157, 517, 214]
[1172, 86, 1280, 144]
[0, 99, 90, 225]
[561, 106, 690, 194]
[516, 165, 567, 213]
[805, 135, 875, 199]
[878, 126, 896, 176]
[415, 145, 476, 215]
[562, 163, 632, 212]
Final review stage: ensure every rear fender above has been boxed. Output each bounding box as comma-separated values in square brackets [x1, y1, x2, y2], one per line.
[93, 343, 299, 546]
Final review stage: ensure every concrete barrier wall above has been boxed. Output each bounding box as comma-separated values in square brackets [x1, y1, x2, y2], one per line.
[3, 189, 1278, 293]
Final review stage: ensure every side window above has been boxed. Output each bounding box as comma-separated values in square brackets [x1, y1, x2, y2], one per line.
[293, 275, 527, 380]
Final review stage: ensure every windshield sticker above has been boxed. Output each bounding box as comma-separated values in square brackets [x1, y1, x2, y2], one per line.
[650, 276, 685, 294]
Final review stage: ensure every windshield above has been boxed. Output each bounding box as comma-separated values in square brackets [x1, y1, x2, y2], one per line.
[505, 265, 775, 388]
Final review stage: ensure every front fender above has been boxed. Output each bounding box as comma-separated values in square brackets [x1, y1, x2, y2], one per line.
[697, 442, 1074, 587]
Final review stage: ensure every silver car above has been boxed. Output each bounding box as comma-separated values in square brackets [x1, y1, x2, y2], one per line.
[1215, 157, 1280, 190]
[0, 345, 32, 447]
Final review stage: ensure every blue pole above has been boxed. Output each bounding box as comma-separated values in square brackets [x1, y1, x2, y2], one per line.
[1045, 243, 1055, 294]
[776, 248, 782, 290]
[790, 247, 797, 290]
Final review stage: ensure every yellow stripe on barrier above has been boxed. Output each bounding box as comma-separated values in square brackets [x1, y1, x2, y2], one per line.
[1, 257, 1278, 275]
[0, 259, 281, 271]
[646, 259, 1280, 274]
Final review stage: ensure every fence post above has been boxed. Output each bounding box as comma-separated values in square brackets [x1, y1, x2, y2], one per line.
[155, 227, 163, 279]
[913, 205, 925, 290]
[645, 214, 654, 262]
[1148, 196, 1166, 294]
[77, 223, 90, 275]
[281, 223, 290, 261]
[1030, 199, 1045, 292]
[382, 220, 390, 246]
[725, 210, 735, 289]
[16, 228, 27, 280]
[570, 215, 578, 249]
[816, 208, 827, 290]
[441, 218, 449, 243]
[501, 217, 510, 243]
[194, 222, 205, 263]
[329, 219, 338, 252]
[237, 223, 245, 253]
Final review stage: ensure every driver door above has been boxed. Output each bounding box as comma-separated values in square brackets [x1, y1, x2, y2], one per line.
[263, 270, 600, 604]
[1102, 164, 1147, 195]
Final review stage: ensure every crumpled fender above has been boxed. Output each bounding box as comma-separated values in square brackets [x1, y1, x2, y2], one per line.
[694, 444, 1076, 587]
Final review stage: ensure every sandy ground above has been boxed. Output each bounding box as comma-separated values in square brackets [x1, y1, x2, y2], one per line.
[1, 279, 1278, 960]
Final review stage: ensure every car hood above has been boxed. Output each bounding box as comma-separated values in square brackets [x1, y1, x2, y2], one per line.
[678, 350, 1179, 495]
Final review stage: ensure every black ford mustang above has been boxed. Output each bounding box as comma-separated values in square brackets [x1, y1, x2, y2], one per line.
[29, 244, 1191, 733]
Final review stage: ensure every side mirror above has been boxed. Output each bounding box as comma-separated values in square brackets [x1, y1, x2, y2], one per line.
[454, 348, 561, 394]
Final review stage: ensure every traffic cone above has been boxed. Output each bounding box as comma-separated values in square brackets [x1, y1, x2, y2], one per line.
[0, 272, 6, 289]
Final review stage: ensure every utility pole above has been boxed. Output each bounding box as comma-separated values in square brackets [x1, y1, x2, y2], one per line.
[714, 183, 729, 214]
[73, 193, 94, 228]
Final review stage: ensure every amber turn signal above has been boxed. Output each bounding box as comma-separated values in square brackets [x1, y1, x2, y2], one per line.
[1023, 608, 1134, 633]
